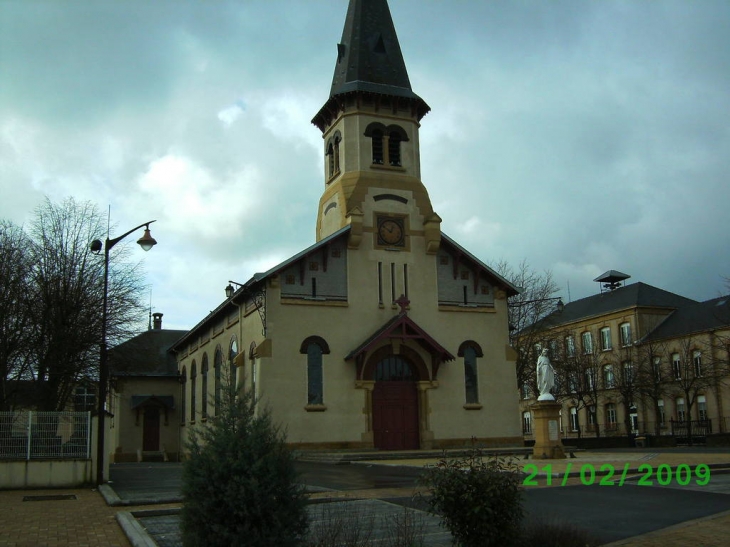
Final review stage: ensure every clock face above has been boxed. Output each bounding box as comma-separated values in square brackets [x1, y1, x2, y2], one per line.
[378, 218, 404, 246]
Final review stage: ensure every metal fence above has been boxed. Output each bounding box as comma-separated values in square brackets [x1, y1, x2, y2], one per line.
[0, 411, 91, 460]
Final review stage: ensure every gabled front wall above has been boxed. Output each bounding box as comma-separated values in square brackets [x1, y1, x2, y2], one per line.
[177, 228, 522, 452]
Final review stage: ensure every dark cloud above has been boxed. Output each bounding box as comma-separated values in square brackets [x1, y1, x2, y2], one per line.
[1, 0, 728, 327]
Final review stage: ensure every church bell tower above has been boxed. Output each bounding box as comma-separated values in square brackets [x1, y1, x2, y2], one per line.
[312, 0, 442, 254]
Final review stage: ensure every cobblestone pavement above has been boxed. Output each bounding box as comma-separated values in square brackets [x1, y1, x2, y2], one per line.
[0, 487, 179, 547]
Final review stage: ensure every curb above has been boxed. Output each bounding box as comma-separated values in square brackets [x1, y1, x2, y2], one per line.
[116, 511, 160, 547]
[99, 483, 183, 507]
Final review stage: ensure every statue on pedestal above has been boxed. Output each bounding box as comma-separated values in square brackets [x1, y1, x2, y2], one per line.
[536, 349, 555, 401]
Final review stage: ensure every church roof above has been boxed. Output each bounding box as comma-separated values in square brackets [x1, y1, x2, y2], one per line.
[440, 232, 521, 297]
[330, 0, 417, 99]
[313, 0, 430, 129]
[170, 227, 352, 350]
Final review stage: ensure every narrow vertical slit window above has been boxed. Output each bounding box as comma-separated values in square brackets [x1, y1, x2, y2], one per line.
[463, 286, 468, 305]
[311, 277, 317, 298]
[377, 262, 383, 304]
[390, 263, 396, 302]
[403, 264, 408, 299]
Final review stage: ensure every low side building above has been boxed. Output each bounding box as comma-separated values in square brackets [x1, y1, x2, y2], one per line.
[109, 313, 186, 462]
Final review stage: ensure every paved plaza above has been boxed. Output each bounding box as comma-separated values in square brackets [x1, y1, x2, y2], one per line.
[1, 448, 730, 546]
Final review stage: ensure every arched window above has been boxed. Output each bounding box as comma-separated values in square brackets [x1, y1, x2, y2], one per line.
[201, 354, 209, 419]
[365, 123, 409, 167]
[326, 142, 335, 178]
[229, 338, 238, 394]
[371, 129, 384, 164]
[190, 361, 197, 423]
[214, 347, 222, 416]
[333, 134, 341, 173]
[458, 341, 483, 404]
[388, 132, 401, 166]
[300, 336, 330, 405]
[180, 366, 187, 425]
[374, 355, 416, 381]
[522, 411, 532, 434]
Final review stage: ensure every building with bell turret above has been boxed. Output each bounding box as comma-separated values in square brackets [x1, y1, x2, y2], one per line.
[171, 0, 523, 452]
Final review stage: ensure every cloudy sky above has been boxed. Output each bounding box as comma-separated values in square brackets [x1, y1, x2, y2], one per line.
[2, 0, 729, 331]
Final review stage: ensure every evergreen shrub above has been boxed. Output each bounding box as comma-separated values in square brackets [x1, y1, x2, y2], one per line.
[180, 381, 308, 546]
[419, 447, 524, 547]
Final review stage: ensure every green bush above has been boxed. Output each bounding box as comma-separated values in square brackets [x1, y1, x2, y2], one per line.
[419, 448, 524, 547]
[180, 381, 308, 547]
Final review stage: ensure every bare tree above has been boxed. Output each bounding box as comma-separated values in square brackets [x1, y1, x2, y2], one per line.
[633, 341, 670, 436]
[20, 197, 147, 411]
[666, 335, 730, 443]
[0, 221, 34, 410]
[492, 259, 561, 394]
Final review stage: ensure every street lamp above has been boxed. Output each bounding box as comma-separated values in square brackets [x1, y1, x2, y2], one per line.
[91, 220, 157, 485]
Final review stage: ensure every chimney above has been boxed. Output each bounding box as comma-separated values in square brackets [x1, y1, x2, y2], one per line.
[152, 312, 163, 330]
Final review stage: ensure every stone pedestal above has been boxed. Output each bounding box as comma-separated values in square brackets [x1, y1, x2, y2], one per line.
[531, 400, 566, 459]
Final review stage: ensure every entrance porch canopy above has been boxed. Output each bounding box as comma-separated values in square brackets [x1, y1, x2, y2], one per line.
[345, 310, 455, 380]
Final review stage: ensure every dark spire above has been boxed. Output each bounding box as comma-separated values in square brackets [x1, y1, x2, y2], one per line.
[331, 0, 414, 98]
[313, 0, 429, 129]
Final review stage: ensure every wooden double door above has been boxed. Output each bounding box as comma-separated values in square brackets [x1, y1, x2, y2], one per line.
[372, 380, 419, 451]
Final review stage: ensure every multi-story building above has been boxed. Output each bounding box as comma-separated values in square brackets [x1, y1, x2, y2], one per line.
[519, 271, 730, 444]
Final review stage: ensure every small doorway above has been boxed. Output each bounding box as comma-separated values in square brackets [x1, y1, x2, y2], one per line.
[372, 355, 419, 450]
[142, 406, 160, 451]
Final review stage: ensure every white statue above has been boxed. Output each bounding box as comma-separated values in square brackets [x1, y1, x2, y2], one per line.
[536, 349, 555, 401]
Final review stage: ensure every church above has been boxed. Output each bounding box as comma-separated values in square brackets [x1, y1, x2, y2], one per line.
[171, 0, 522, 452]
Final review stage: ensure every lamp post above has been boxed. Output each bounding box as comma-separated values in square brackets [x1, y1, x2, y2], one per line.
[91, 220, 157, 485]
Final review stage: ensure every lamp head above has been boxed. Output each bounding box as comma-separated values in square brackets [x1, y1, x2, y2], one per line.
[136, 227, 157, 252]
[225, 284, 234, 298]
[90, 239, 103, 254]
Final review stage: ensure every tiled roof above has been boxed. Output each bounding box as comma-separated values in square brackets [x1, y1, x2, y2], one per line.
[529, 282, 697, 330]
[109, 329, 187, 377]
[641, 295, 730, 342]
